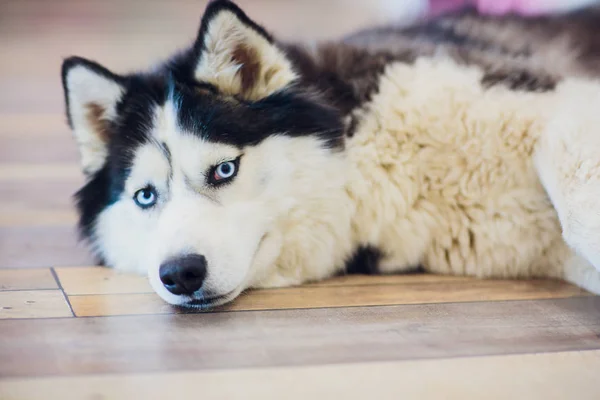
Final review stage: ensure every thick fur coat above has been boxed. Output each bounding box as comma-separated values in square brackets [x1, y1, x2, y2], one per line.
[61, 1, 600, 307]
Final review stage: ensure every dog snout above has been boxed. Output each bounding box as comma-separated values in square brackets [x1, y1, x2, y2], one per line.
[159, 254, 207, 296]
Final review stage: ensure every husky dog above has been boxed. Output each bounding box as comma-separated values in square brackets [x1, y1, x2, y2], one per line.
[61, 0, 600, 308]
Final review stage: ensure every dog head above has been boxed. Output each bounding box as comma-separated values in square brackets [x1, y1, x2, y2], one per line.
[62, 1, 353, 308]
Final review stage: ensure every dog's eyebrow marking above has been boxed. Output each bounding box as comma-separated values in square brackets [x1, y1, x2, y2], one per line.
[160, 141, 172, 164]
[156, 140, 173, 188]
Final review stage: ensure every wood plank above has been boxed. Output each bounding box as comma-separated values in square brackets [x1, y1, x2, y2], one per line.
[0, 81, 65, 114]
[55, 267, 152, 295]
[0, 290, 72, 319]
[68, 293, 172, 317]
[55, 264, 589, 292]
[222, 278, 592, 309]
[0, 180, 79, 211]
[55, 266, 471, 296]
[0, 135, 79, 163]
[0, 269, 57, 291]
[0, 114, 67, 137]
[1, 297, 600, 377]
[0, 210, 77, 227]
[0, 164, 81, 181]
[0, 226, 94, 269]
[2, 350, 600, 400]
[67, 277, 590, 317]
[0, 180, 80, 228]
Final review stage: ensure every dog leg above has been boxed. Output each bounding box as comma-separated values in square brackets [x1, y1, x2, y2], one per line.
[535, 80, 600, 275]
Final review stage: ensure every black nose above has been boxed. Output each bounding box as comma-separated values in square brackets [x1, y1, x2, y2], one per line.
[159, 254, 207, 296]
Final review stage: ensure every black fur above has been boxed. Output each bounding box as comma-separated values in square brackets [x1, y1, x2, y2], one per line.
[75, 164, 113, 239]
[400, 15, 530, 58]
[284, 43, 416, 116]
[344, 246, 383, 275]
[481, 69, 557, 92]
[174, 81, 344, 149]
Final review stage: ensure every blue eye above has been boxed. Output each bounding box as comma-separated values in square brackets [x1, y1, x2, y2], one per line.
[214, 161, 236, 180]
[134, 186, 157, 209]
[208, 158, 240, 186]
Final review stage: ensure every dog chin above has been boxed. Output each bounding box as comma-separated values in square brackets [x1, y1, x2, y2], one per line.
[150, 280, 245, 310]
[175, 288, 243, 310]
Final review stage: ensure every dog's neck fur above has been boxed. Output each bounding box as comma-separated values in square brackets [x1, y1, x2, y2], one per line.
[282, 41, 417, 119]
[243, 44, 405, 287]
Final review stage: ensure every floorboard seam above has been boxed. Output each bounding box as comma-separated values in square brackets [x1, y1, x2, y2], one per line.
[50, 267, 76, 318]
[54, 294, 600, 319]
[0, 295, 594, 321]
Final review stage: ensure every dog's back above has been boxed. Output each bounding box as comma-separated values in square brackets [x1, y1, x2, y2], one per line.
[346, 7, 600, 80]
[281, 6, 600, 119]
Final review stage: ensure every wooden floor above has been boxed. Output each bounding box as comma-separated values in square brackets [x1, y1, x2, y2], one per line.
[2, 1, 600, 399]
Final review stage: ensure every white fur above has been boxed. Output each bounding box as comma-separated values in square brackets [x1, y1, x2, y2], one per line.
[344, 58, 566, 280]
[64, 66, 124, 174]
[341, 58, 600, 291]
[534, 80, 600, 275]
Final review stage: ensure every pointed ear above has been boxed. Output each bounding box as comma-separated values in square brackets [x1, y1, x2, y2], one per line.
[194, 0, 297, 100]
[61, 57, 126, 175]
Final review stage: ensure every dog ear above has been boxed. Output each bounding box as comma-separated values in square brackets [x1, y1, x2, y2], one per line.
[61, 57, 126, 175]
[193, 0, 297, 100]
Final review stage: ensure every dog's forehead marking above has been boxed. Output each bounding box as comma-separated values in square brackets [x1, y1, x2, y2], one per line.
[153, 99, 180, 143]
[149, 99, 241, 187]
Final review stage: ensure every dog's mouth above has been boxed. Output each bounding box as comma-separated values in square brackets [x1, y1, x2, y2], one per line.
[177, 290, 237, 310]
